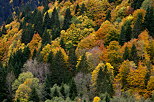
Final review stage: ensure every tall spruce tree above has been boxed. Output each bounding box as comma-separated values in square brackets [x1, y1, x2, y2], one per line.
[76, 53, 90, 74]
[62, 8, 72, 30]
[49, 50, 70, 86]
[123, 46, 130, 60]
[43, 12, 52, 29]
[51, 8, 61, 40]
[0, 65, 7, 102]
[42, 29, 52, 45]
[130, 44, 138, 64]
[21, 23, 34, 44]
[68, 47, 77, 74]
[132, 11, 145, 38]
[131, 0, 144, 10]
[34, 10, 43, 37]
[96, 66, 114, 96]
[8, 48, 30, 77]
[144, 6, 154, 37]
[119, 20, 132, 45]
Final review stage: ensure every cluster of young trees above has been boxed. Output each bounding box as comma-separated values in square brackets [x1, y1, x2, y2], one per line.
[0, 0, 154, 102]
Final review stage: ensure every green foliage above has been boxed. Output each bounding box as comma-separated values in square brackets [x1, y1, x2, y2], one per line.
[119, 18, 132, 45]
[76, 53, 90, 74]
[144, 6, 154, 37]
[51, 8, 61, 40]
[123, 46, 130, 60]
[130, 44, 138, 64]
[8, 48, 30, 77]
[62, 8, 72, 30]
[96, 65, 114, 96]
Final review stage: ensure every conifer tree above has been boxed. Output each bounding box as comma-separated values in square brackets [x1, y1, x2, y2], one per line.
[47, 51, 54, 64]
[43, 12, 51, 29]
[49, 50, 70, 86]
[123, 46, 130, 60]
[144, 6, 154, 37]
[62, 8, 72, 30]
[0, 65, 7, 102]
[34, 10, 43, 36]
[130, 44, 138, 64]
[21, 23, 34, 44]
[42, 29, 52, 45]
[75, 4, 80, 14]
[69, 79, 77, 100]
[132, 9, 145, 38]
[51, 8, 61, 40]
[119, 20, 132, 45]
[68, 47, 77, 74]
[96, 66, 114, 96]
[79, 3, 86, 15]
[76, 53, 90, 74]
[29, 88, 40, 102]
[131, 0, 144, 10]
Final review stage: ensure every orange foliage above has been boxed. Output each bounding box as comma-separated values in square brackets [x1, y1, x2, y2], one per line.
[28, 33, 42, 56]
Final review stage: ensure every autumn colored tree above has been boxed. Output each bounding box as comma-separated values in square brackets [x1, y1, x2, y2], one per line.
[28, 33, 42, 56]
[116, 60, 136, 90]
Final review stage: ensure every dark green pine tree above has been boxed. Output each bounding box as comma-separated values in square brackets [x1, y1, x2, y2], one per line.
[123, 46, 130, 60]
[79, 3, 86, 15]
[132, 13, 144, 38]
[51, 8, 61, 40]
[47, 51, 54, 64]
[43, 12, 52, 29]
[8, 49, 29, 78]
[130, 44, 138, 64]
[50, 50, 71, 86]
[44, 74, 52, 99]
[42, 29, 52, 45]
[32, 49, 37, 60]
[0, 65, 7, 102]
[75, 4, 80, 15]
[34, 10, 44, 37]
[21, 23, 34, 44]
[108, 0, 115, 3]
[60, 38, 65, 49]
[23, 46, 30, 62]
[131, 0, 144, 10]
[68, 47, 77, 75]
[29, 88, 40, 102]
[76, 53, 90, 74]
[96, 66, 114, 97]
[105, 10, 111, 21]
[69, 79, 77, 100]
[119, 20, 132, 45]
[144, 6, 154, 37]
[62, 8, 72, 30]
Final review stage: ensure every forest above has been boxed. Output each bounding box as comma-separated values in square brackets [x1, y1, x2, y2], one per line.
[0, 0, 154, 102]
